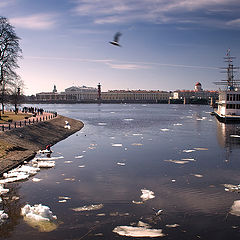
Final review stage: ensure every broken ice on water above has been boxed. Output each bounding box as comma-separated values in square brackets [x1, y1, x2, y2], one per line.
[75, 155, 83, 159]
[0, 165, 40, 184]
[32, 178, 43, 182]
[166, 224, 180, 228]
[21, 204, 57, 222]
[193, 148, 208, 151]
[78, 165, 85, 168]
[64, 161, 73, 164]
[123, 118, 134, 121]
[230, 135, 240, 138]
[34, 156, 64, 161]
[72, 204, 104, 212]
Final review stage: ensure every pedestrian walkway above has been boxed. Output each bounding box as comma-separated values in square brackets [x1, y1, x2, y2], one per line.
[0, 111, 57, 132]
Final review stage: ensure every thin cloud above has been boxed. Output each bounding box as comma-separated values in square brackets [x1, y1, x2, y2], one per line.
[9, 13, 57, 30]
[226, 18, 240, 26]
[0, 0, 16, 8]
[25, 55, 218, 70]
[72, 0, 240, 28]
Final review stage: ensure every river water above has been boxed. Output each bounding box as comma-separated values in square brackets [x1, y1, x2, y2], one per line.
[1, 104, 240, 239]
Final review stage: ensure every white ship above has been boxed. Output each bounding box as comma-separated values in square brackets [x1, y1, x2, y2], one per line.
[214, 50, 240, 123]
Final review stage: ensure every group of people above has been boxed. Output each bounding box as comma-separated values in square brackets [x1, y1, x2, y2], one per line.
[22, 107, 44, 115]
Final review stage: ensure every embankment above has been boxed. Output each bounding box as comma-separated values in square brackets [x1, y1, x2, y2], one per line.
[0, 115, 84, 175]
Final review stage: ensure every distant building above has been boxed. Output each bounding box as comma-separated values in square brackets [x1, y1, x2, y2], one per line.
[36, 85, 170, 102]
[102, 90, 170, 102]
[173, 82, 218, 100]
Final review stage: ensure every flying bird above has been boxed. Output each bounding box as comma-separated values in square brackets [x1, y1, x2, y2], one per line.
[109, 32, 122, 47]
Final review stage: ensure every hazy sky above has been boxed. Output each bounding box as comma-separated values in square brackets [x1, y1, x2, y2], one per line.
[1, 0, 240, 95]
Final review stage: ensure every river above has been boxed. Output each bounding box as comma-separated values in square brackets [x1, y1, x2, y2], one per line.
[1, 103, 240, 239]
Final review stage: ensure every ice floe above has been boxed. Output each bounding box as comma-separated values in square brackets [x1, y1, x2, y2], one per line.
[32, 178, 43, 182]
[132, 133, 143, 136]
[117, 162, 126, 166]
[181, 158, 196, 162]
[21, 204, 57, 222]
[34, 156, 64, 161]
[131, 143, 143, 146]
[72, 204, 103, 212]
[123, 119, 134, 121]
[230, 135, 240, 138]
[38, 149, 52, 154]
[160, 128, 169, 132]
[0, 165, 40, 184]
[193, 148, 208, 151]
[112, 144, 123, 147]
[36, 161, 55, 168]
[140, 189, 155, 202]
[230, 200, 240, 216]
[166, 224, 180, 228]
[21, 204, 58, 232]
[191, 174, 203, 178]
[173, 123, 182, 126]
[164, 159, 189, 164]
[78, 165, 85, 168]
[183, 149, 196, 153]
[113, 225, 165, 237]
[98, 123, 107, 126]
[64, 161, 72, 164]
[75, 155, 83, 159]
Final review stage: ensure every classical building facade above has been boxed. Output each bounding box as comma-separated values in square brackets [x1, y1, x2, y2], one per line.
[173, 82, 218, 100]
[36, 85, 170, 102]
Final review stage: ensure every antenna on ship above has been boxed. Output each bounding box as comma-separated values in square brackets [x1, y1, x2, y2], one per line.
[214, 49, 240, 90]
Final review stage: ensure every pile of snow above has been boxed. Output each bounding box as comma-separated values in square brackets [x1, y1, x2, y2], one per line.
[21, 204, 57, 222]
[72, 204, 103, 212]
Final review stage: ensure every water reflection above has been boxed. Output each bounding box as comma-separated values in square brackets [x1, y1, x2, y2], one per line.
[0, 184, 22, 239]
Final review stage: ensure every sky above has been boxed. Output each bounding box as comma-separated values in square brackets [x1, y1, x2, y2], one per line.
[1, 0, 240, 95]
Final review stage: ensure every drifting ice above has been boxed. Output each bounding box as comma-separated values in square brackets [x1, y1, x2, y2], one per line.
[113, 225, 165, 237]
[21, 204, 57, 222]
[37, 161, 55, 168]
[140, 189, 155, 201]
[72, 204, 103, 212]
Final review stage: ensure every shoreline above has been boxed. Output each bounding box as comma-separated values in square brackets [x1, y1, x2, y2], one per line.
[0, 115, 84, 175]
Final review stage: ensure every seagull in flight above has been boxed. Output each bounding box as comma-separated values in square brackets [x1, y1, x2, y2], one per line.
[109, 32, 122, 47]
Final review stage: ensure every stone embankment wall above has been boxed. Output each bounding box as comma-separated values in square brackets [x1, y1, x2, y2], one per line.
[0, 115, 84, 175]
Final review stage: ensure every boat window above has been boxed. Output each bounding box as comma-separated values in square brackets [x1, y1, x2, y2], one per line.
[227, 94, 229, 101]
[229, 94, 233, 101]
[233, 94, 236, 101]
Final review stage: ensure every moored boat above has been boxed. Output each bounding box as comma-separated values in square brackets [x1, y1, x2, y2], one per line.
[213, 50, 240, 123]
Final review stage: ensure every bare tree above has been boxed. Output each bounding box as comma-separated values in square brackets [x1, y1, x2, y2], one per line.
[0, 16, 22, 115]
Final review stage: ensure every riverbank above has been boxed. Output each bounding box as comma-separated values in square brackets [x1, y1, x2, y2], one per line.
[0, 115, 84, 175]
